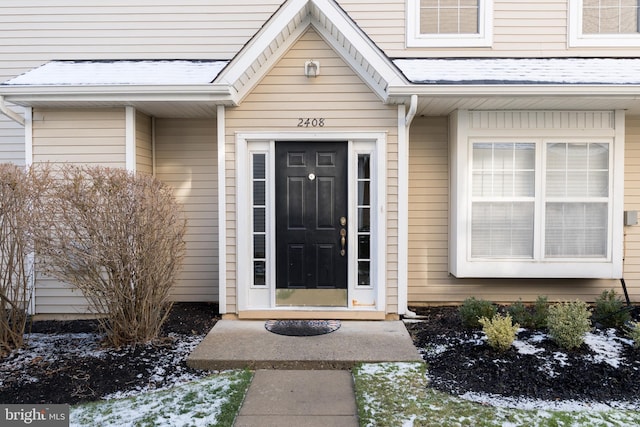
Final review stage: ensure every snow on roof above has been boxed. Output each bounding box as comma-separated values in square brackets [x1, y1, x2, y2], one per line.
[3, 60, 229, 86]
[393, 58, 640, 85]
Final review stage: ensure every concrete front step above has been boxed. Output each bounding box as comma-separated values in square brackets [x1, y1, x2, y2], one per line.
[187, 319, 423, 370]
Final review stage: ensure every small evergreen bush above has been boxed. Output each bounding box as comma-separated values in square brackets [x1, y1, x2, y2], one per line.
[531, 295, 549, 329]
[592, 289, 630, 329]
[479, 313, 520, 352]
[547, 300, 592, 350]
[627, 321, 640, 349]
[506, 296, 549, 330]
[507, 299, 533, 329]
[459, 297, 497, 329]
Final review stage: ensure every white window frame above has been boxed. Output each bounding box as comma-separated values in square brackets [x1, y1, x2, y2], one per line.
[450, 110, 624, 279]
[569, 0, 640, 47]
[406, 0, 493, 47]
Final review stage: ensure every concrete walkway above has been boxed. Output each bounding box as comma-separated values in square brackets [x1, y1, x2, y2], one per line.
[187, 320, 422, 370]
[187, 320, 422, 426]
[234, 370, 359, 427]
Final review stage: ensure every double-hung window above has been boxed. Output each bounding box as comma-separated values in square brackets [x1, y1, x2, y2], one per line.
[406, 0, 493, 47]
[570, 0, 640, 47]
[451, 111, 624, 279]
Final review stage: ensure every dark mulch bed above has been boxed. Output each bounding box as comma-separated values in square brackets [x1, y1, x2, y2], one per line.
[0, 303, 219, 405]
[406, 305, 640, 405]
[2, 303, 640, 407]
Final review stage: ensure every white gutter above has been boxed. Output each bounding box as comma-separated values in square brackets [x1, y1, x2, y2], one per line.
[398, 94, 418, 318]
[389, 84, 640, 97]
[0, 95, 25, 126]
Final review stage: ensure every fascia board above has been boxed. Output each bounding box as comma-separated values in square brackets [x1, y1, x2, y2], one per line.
[215, 0, 309, 86]
[313, 0, 406, 87]
[388, 84, 640, 97]
[0, 84, 235, 105]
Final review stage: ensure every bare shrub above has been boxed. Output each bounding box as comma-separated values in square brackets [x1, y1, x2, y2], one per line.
[0, 163, 51, 355]
[35, 165, 186, 347]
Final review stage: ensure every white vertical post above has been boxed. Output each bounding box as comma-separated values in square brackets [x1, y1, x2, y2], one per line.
[217, 105, 227, 314]
[125, 106, 136, 172]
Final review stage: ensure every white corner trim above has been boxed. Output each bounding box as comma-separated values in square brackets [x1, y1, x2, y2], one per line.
[125, 106, 136, 172]
[217, 105, 227, 314]
[24, 107, 33, 167]
[397, 105, 408, 315]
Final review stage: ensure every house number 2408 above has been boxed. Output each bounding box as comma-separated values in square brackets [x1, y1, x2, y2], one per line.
[297, 118, 325, 128]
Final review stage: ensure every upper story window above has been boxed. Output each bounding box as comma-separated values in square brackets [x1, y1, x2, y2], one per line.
[407, 0, 493, 47]
[570, 0, 640, 46]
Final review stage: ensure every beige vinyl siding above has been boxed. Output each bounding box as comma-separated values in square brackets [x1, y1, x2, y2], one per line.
[32, 108, 126, 166]
[623, 116, 640, 300]
[0, 116, 25, 165]
[154, 118, 218, 302]
[32, 107, 126, 314]
[0, 1, 282, 167]
[135, 111, 153, 175]
[343, 0, 640, 58]
[225, 28, 399, 314]
[407, 115, 628, 305]
[0, 1, 281, 65]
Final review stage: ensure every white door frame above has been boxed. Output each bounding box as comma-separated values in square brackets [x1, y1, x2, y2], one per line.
[236, 131, 387, 313]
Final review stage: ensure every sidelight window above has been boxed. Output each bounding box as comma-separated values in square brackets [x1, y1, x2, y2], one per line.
[357, 154, 372, 286]
[252, 153, 267, 286]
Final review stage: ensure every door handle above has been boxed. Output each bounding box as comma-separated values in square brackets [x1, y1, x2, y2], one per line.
[340, 228, 346, 256]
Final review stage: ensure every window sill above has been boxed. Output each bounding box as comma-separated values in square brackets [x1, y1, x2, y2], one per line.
[450, 259, 622, 279]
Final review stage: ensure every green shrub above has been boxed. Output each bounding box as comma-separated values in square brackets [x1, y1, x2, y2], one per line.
[627, 321, 640, 349]
[506, 296, 549, 330]
[592, 289, 630, 329]
[531, 295, 549, 329]
[507, 299, 533, 329]
[459, 297, 497, 329]
[547, 300, 592, 350]
[479, 314, 520, 352]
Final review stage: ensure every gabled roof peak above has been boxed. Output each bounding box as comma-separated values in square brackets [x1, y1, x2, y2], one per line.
[215, 0, 405, 104]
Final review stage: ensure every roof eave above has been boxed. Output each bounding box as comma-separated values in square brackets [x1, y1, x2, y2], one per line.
[0, 84, 237, 106]
[389, 84, 640, 97]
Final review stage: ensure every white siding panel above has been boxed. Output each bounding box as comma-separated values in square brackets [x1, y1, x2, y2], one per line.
[155, 118, 218, 302]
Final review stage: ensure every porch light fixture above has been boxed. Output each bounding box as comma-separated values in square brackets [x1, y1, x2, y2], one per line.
[304, 60, 320, 78]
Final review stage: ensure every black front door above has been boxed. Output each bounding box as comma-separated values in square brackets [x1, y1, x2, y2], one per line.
[275, 142, 348, 298]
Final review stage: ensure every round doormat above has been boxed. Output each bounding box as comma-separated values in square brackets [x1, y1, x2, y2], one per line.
[264, 320, 341, 336]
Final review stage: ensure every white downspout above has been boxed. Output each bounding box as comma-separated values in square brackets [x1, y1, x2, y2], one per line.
[0, 96, 25, 126]
[217, 105, 227, 314]
[398, 95, 418, 318]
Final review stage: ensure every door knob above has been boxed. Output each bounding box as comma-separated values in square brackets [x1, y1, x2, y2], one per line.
[340, 228, 346, 256]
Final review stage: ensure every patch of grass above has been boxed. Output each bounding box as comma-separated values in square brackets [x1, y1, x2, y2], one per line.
[352, 362, 640, 427]
[70, 370, 252, 427]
